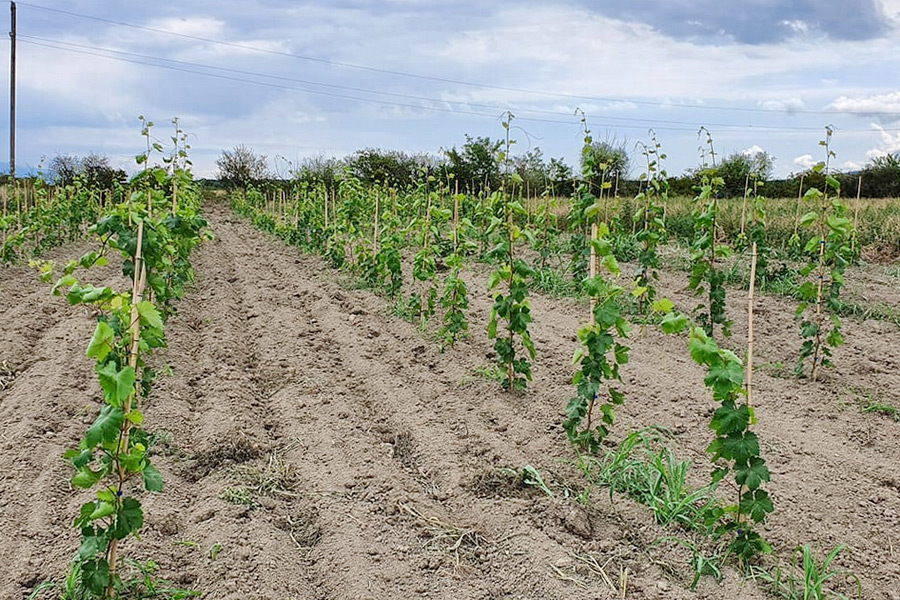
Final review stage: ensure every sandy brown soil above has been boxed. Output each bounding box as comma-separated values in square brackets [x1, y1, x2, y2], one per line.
[1, 200, 898, 599]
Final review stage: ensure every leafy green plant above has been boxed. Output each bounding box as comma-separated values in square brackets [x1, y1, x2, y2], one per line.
[486, 113, 537, 391]
[686, 326, 773, 562]
[521, 465, 555, 497]
[32, 120, 205, 600]
[438, 194, 472, 347]
[689, 128, 732, 338]
[563, 221, 629, 452]
[633, 130, 667, 312]
[795, 127, 854, 380]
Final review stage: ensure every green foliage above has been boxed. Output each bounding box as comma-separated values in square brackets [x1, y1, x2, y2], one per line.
[633, 131, 668, 312]
[438, 201, 473, 347]
[487, 114, 537, 391]
[795, 127, 854, 380]
[688, 129, 732, 338]
[215, 144, 269, 188]
[750, 544, 862, 600]
[703, 149, 774, 198]
[564, 223, 630, 452]
[442, 135, 503, 196]
[33, 118, 205, 600]
[685, 326, 773, 562]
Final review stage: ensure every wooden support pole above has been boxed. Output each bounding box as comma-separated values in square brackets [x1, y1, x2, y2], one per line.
[746, 242, 758, 408]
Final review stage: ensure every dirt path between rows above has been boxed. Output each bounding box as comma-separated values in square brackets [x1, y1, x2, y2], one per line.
[1, 200, 898, 599]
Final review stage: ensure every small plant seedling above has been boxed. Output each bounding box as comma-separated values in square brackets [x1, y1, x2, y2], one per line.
[521, 465, 555, 498]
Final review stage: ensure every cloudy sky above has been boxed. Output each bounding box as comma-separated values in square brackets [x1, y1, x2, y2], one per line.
[6, 0, 900, 178]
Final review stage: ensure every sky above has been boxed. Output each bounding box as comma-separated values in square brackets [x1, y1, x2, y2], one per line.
[4, 0, 900, 179]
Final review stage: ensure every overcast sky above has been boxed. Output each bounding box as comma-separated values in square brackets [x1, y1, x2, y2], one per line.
[5, 0, 900, 178]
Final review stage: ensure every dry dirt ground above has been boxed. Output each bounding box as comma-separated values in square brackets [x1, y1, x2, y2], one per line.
[1, 200, 899, 600]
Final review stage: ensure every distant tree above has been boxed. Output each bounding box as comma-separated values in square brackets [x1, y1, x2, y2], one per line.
[513, 148, 550, 197]
[547, 157, 575, 196]
[48, 154, 82, 186]
[81, 153, 126, 188]
[347, 148, 419, 188]
[48, 153, 125, 188]
[292, 155, 344, 192]
[216, 145, 269, 187]
[581, 141, 629, 194]
[705, 150, 774, 197]
[859, 153, 900, 197]
[443, 135, 503, 195]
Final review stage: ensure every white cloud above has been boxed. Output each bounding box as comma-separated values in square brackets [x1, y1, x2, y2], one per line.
[780, 19, 809, 35]
[758, 98, 806, 112]
[793, 154, 817, 169]
[864, 124, 900, 159]
[828, 92, 900, 122]
[743, 144, 765, 155]
[146, 17, 226, 38]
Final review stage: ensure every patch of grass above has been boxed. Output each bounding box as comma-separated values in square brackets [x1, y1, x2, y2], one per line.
[471, 362, 504, 384]
[758, 361, 790, 379]
[650, 537, 726, 591]
[861, 401, 900, 421]
[530, 266, 582, 298]
[189, 433, 264, 480]
[750, 544, 862, 600]
[220, 486, 257, 508]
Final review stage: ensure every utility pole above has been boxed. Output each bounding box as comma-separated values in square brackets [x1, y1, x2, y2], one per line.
[9, 1, 15, 180]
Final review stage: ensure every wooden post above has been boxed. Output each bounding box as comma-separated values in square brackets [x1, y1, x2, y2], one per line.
[9, 2, 16, 181]
[853, 175, 862, 252]
[589, 221, 598, 325]
[453, 189, 459, 253]
[792, 174, 805, 240]
[740, 173, 750, 238]
[746, 242, 757, 408]
[107, 219, 146, 597]
[373, 190, 380, 255]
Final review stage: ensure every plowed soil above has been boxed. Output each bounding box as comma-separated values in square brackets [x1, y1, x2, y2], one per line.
[1, 200, 898, 600]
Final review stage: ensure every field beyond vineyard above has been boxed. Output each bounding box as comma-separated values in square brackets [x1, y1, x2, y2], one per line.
[1, 198, 899, 599]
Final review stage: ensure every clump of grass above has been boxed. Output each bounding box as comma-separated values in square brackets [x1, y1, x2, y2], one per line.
[575, 428, 722, 534]
[750, 544, 862, 600]
[861, 401, 899, 421]
[220, 487, 257, 508]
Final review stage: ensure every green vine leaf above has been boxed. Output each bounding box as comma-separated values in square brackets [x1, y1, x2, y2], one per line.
[84, 405, 125, 449]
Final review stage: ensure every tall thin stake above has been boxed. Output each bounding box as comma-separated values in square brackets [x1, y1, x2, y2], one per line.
[107, 219, 146, 597]
[746, 242, 758, 408]
[589, 222, 598, 325]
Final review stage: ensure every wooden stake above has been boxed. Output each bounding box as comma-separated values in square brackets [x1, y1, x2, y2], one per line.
[108, 219, 146, 597]
[792, 174, 805, 239]
[739, 174, 750, 238]
[453, 190, 459, 252]
[746, 242, 758, 408]
[853, 176, 862, 252]
[373, 190, 380, 255]
[589, 222, 598, 325]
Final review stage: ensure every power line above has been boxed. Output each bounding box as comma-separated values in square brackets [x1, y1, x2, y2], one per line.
[18, 1, 900, 118]
[19, 38, 721, 133]
[21, 34, 863, 134]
